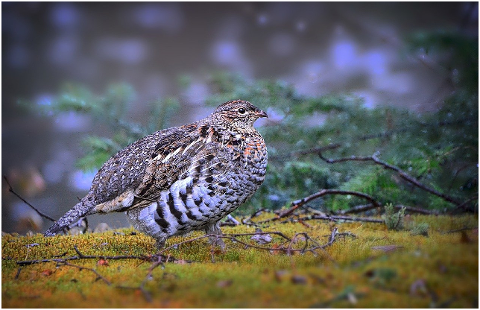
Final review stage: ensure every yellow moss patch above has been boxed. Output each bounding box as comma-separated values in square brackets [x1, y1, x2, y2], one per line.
[2, 214, 478, 307]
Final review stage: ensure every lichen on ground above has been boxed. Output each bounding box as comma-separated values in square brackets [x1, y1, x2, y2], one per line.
[2, 213, 478, 308]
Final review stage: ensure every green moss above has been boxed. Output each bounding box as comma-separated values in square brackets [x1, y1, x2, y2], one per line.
[410, 222, 430, 236]
[2, 214, 478, 307]
[383, 203, 405, 230]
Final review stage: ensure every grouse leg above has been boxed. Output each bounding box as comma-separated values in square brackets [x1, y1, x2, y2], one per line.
[205, 221, 225, 249]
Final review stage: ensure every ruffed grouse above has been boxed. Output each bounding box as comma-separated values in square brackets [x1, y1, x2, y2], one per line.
[44, 100, 268, 248]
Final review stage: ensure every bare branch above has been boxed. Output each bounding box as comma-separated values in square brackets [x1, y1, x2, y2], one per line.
[219, 222, 238, 227]
[57, 261, 112, 286]
[14, 268, 22, 280]
[16, 245, 154, 266]
[3, 175, 56, 222]
[227, 231, 292, 242]
[14, 226, 355, 303]
[441, 226, 478, 234]
[254, 189, 380, 224]
[336, 203, 438, 215]
[393, 205, 438, 215]
[292, 214, 384, 224]
[335, 204, 377, 215]
[239, 208, 270, 226]
[451, 195, 478, 213]
[157, 232, 293, 256]
[290, 189, 379, 212]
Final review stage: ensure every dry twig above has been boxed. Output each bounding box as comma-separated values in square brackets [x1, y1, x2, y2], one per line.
[16, 245, 158, 266]
[14, 225, 355, 303]
[252, 190, 381, 225]
[335, 203, 438, 215]
[3, 175, 55, 222]
[131, 227, 353, 301]
[56, 261, 112, 286]
[292, 214, 384, 224]
[441, 226, 478, 234]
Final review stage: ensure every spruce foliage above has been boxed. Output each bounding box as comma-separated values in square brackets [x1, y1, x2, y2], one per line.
[28, 30, 477, 214]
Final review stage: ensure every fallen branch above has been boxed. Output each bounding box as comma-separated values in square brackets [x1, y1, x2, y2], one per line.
[14, 268, 22, 280]
[16, 245, 161, 266]
[219, 222, 238, 227]
[285, 189, 380, 217]
[13, 226, 355, 303]
[157, 232, 294, 256]
[253, 190, 380, 225]
[287, 214, 385, 224]
[223, 214, 240, 225]
[441, 226, 478, 234]
[335, 203, 438, 215]
[240, 208, 271, 226]
[56, 261, 112, 286]
[394, 205, 438, 215]
[334, 204, 377, 215]
[451, 195, 478, 213]
[141, 228, 353, 301]
[155, 229, 354, 258]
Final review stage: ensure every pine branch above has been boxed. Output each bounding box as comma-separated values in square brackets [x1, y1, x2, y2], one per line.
[273, 117, 474, 161]
[317, 151, 462, 206]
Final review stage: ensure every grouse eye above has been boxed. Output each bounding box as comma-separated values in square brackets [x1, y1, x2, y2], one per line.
[238, 108, 246, 114]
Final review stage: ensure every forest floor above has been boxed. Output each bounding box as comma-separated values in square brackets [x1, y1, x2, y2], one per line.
[2, 213, 478, 308]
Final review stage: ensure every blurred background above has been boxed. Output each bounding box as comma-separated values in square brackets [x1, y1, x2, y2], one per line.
[2, 2, 478, 233]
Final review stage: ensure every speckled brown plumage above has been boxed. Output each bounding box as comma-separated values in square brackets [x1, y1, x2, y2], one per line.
[44, 100, 268, 248]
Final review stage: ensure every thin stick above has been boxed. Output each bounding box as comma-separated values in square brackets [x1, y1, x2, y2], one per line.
[14, 227, 355, 303]
[394, 205, 438, 215]
[58, 261, 112, 286]
[255, 189, 380, 224]
[336, 204, 437, 215]
[14, 268, 22, 280]
[441, 227, 478, 234]
[292, 214, 384, 224]
[335, 204, 377, 215]
[17, 245, 153, 266]
[3, 175, 56, 222]
[285, 189, 379, 217]
[452, 195, 478, 212]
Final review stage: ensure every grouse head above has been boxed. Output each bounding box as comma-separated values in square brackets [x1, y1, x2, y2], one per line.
[212, 100, 268, 130]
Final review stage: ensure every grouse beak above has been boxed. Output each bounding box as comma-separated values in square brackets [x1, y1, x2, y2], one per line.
[256, 109, 268, 118]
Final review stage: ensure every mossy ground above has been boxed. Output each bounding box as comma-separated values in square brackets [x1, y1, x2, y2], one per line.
[2, 214, 478, 308]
